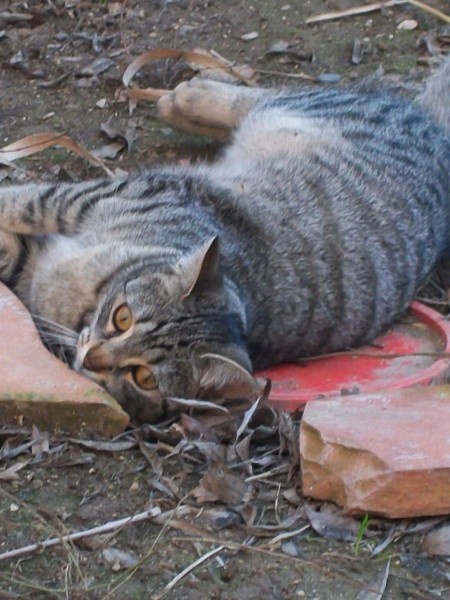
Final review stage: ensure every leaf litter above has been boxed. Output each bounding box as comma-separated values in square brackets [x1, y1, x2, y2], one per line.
[1, 1, 450, 598]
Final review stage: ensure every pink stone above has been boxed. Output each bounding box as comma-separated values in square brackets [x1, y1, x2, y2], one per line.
[0, 283, 129, 436]
[300, 386, 450, 518]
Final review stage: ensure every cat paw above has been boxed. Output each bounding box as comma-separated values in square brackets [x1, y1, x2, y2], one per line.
[156, 78, 265, 139]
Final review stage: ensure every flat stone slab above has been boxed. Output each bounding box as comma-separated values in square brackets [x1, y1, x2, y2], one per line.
[300, 386, 450, 518]
[0, 283, 129, 436]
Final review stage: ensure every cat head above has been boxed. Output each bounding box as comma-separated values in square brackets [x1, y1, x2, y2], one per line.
[73, 237, 259, 421]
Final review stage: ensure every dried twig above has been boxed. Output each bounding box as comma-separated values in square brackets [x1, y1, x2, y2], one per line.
[306, 0, 402, 23]
[0, 507, 191, 562]
[158, 545, 224, 598]
[306, 0, 450, 26]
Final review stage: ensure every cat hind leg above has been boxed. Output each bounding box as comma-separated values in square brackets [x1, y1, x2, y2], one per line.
[156, 78, 271, 139]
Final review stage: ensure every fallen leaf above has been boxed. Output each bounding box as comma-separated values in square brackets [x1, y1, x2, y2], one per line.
[0, 460, 31, 481]
[400, 554, 450, 582]
[102, 547, 138, 571]
[235, 396, 261, 442]
[78, 57, 115, 77]
[180, 414, 220, 442]
[421, 524, 450, 557]
[356, 559, 390, 600]
[240, 32, 259, 41]
[100, 116, 137, 153]
[266, 41, 313, 61]
[281, 540, 304, 557]
[122, 48, 255, 106]
[71, 439, 137, 452]
[91, 141, 125, 160]
[196, 507, 242, 530]
[305, 505, 363, 542]
[192, 462, 248, 505]
[352, 39, 365, 65]
[397, 18, 418, 30]
[138, 441, 163, 476]
[0, 132, 114, 176]
[31, 426, 49, 456]
[0, 11, 33, 23]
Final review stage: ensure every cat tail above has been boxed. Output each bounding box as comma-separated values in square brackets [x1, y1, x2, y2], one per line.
[416, 54, 450, 133]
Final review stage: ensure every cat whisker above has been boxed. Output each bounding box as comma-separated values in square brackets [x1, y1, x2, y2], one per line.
[31, 314, 78, 337]
[40, 334, 78, 347]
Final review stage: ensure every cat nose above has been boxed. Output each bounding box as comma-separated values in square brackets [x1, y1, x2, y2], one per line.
[83, 345, 111, 371]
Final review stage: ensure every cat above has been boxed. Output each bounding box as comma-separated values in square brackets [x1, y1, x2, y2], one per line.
[0, 56, 449, 422]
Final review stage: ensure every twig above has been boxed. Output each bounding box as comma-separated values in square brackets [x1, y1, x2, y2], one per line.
[256, 68, 317, 81]
[306, 0, 450, 26]
[306, 0, 403, 23]
[0, 508, 162, 562]
[407, 0, 450, 25]
[158, 545, 225, 597]
[266, 525, 311, 547]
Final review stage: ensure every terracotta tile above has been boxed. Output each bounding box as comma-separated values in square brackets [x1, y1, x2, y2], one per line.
[0, 283, 129, 436]
[300, 386, 450, 518]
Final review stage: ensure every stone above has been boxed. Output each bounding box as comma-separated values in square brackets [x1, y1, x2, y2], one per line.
[0, 283, 129, 436]
[300, 386, 450, 518]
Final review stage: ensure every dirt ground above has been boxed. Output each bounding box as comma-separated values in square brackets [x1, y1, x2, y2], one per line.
[1, 0, 450, 598]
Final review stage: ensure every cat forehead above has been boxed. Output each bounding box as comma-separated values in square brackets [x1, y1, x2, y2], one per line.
[125, 271, 175, 299]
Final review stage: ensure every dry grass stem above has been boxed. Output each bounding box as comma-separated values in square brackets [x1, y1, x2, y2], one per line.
[159, 545, 224, 597]
[306, 0, 450, 26]
[0, 508, 162, 562]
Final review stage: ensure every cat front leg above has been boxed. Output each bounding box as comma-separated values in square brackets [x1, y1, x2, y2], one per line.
[0, 179, 121, 235]
[156, 78, 271, 139]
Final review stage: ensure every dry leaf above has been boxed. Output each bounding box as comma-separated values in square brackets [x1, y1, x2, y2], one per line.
[31, 426, 49, 456]
[78, 57, 115, 77]
[421, 524, 450, 557]
[397, 19, 418, 30]
[180, 414, 220, 442]
[122, 48, 255, 106]
[123, 48, 253, 87]
[352, 39, 365, 65]
[187, 48, 256, 83]
[192, 462, 248, 505]
[92, 141, 125, 160]
[356, 560, 390, 600]
[0, 460, 31, 481]
[196, 507, 242, 530]
[305, 505, 363, 542]
[102, 547, 138, 571]
[138, 441, 163, 476]
[0, 132, 114, 176]
[71, 439, 137, 452]
[235, 396, 261, 442]
[240, 32, 259, 42]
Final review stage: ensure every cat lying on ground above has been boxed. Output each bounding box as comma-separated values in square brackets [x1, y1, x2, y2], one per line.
[0, 56, 449, 421]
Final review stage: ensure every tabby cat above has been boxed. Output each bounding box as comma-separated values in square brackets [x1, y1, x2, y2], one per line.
[1, 57, 449, 421]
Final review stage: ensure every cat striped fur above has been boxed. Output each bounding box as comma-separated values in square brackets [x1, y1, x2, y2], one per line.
[0, 56, 449, 421]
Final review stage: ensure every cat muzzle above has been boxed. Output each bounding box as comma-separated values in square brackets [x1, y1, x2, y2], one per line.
[82, 344, 112, 371]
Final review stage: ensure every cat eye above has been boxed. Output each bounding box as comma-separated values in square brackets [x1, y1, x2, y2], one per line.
[133, 365, 158, 390]
[112, 303, 133, 332]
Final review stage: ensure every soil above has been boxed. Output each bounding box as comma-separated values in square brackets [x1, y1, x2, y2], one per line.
[1, 1, 450, 598]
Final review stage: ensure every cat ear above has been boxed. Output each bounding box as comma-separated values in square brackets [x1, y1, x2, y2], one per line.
[175, 237, 222, 299]
[197, 352, 260, 400]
